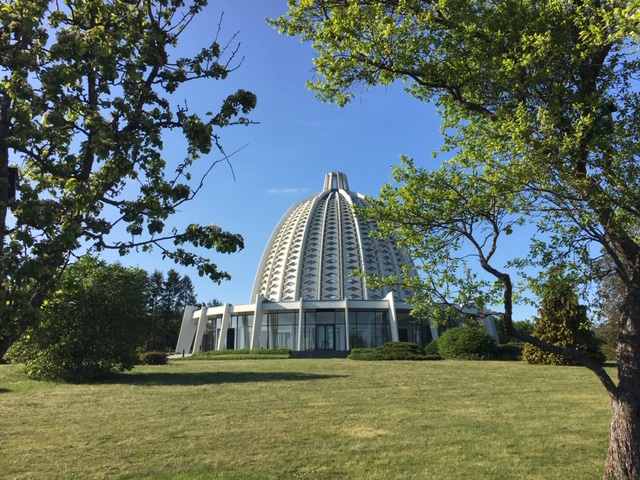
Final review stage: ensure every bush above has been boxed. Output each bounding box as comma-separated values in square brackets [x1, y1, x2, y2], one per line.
[425, 339, 440, 355]
[7, 257, 148, 382]
[348, 348, 377, 360]
[139, 351, 168, 365]
[437, 326, 497, 360]
[349, 342, 440, 361]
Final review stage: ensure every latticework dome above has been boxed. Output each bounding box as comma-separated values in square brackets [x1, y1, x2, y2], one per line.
[252, 172, 415, 302]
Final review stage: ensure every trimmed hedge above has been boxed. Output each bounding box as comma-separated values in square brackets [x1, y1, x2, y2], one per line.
[139, 351, 168, 365]
[349, 342, 441, 361]
[187, 348, 292, 360]
[437, 326, 497, 360]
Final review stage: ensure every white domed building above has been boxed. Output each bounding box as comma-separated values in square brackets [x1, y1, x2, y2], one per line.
[176, 172, 498, 355]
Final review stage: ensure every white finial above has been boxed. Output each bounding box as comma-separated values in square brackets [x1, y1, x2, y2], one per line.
[323, 172, 349, 191]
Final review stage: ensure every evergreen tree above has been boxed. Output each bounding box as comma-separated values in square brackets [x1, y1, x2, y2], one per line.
[524, 278, 605, 366]
[146, 270, 165, 351]
[161, 269, 183, 316]
[143, 269, 199, 351]
[177, 276, 198, 312]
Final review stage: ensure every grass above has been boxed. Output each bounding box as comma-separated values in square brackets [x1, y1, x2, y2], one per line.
[0, 359, 612, 479]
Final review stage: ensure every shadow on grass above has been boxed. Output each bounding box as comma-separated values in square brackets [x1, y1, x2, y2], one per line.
[102, 371, 348, 387]
[0, 387, 11, 394]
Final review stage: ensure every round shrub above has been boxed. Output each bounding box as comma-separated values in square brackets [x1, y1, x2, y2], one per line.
[139, 351, 168, 365]
[437, 326, 497, 360]
[425, 338, 440, 355]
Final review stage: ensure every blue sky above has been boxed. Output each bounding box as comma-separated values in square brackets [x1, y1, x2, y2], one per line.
[102, 1, 536, 320]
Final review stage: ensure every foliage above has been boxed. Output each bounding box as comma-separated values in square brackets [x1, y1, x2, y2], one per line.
[494, 318, 535, 344]
[138, 351, 168, 365]
[348, 341, 433, 360]
[424, 338, 440, 356]
[7, 257, 148, 382]
[273, 2, 640, 475]
[514, 320, 535, 337]
[595, 320, 619, 362]
[495, 342, 524, 361]
[146, 269, 198, 351]
[594, 258, 625, 361]
[523, 279, 606, 366]
[0, 0, 257, 359]
[437, 326, 497, 360]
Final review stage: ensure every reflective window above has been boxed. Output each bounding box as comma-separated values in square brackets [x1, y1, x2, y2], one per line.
[302, 310, 346, 350]
[227, 314, 253, 350]
[348, 310, 390, 348]
[397, 311, 432, 347]
[264, 312, 298, 350]
[202, 315, 222, 351]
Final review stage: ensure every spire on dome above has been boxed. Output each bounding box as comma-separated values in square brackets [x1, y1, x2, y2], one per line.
[323, 172, 349, 192]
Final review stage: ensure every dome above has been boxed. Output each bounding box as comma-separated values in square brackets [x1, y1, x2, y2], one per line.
[176, 171, 500, 356]
[252, 172, 415, 302]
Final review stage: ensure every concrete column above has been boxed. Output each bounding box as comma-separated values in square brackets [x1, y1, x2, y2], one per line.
[249, 295, 265, 349]
[385, 292, 400, 342]
[193, 306, 210, 353]
[430, 320, 440, 340]
[216, 304, 232, 351]
[175, 305, 199, 354]
[344, 299, 350, 351]
[483, 315, 500, 343]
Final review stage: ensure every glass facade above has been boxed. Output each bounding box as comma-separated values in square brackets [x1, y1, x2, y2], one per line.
[231, 314, 253, 350]
[396, 311, 433, 347]
[348, 310, 390, 348]
[197, 306, 441, 352]
[260, 311, 298, 350]
[302, 310, 346, 351]
[202, 316, 222, 351]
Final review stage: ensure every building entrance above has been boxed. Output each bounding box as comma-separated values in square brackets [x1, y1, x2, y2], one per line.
[316, 324, 335, 350]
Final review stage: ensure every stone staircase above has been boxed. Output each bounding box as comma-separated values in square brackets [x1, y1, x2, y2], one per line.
[290, 350, 350, 359]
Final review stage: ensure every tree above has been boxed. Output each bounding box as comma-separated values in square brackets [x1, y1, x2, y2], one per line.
[7, 257, 148, 382]
[0, 0, 256, 359]
[146, 269, 165, 351]
[156, 268, 197, 350]
[523, 276, 605, 365]
[273, 1, 640, 477]
[144, 268, 198, 351]
[207, 298, 223, 307]
[595, 258, 626, 360]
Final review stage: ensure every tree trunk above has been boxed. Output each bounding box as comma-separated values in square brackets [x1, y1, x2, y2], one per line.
[0, 330, 24, 361]
[605, 285, 640, 479]
[605, 391, 640, 479]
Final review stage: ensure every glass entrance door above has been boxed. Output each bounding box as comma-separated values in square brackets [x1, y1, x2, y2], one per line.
[317, 324, 335, 350]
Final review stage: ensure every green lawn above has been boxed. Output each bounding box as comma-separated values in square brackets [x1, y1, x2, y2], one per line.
[0, 359, 612, 479]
